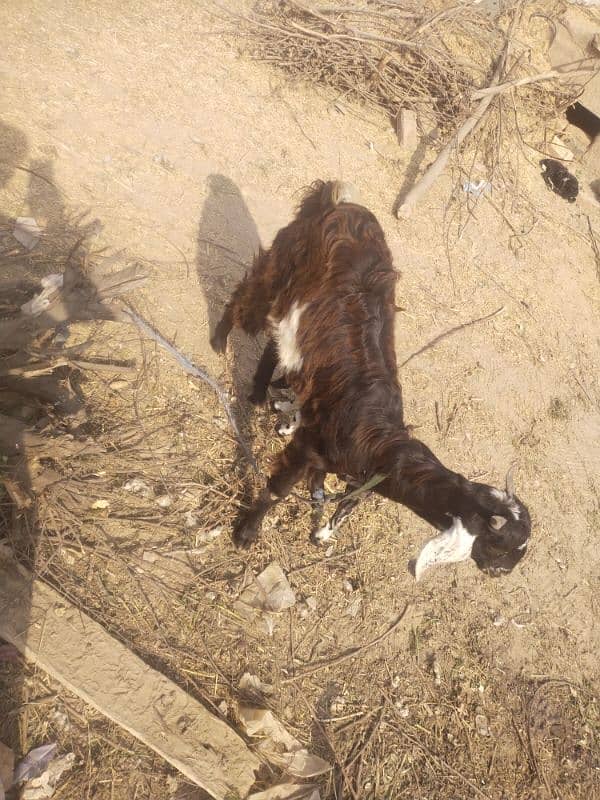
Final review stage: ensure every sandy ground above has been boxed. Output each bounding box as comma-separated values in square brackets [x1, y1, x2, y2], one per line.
[1, 1, 600, 798]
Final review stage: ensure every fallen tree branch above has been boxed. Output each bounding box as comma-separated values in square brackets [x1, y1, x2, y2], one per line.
[395, 3, 520, 217]
[399, 306, 504, 368]
[472, 63, 597, 99]
[122, 308, 259, 472]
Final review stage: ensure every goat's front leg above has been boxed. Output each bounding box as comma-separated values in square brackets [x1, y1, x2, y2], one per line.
[312, 488, 361, 545]
[234, 431, 310, 549]
[248, 339, 278, 406]
[210, 304, 234, 354]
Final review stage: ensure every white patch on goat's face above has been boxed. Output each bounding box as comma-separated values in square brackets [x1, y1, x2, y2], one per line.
[273, 398, 299, 413]
[270, 302, 306, 373]
[277, 410, 301, 436]
[414, 517, 476, 581]
[517, 541, 528, 551]
[490, 488, 520, 520]
[314, 521, 334, 544]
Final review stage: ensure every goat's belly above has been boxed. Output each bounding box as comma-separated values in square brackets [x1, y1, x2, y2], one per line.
[269, 301, 307, 373]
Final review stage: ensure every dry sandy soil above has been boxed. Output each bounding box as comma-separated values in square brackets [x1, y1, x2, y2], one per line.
[1, 1, 599, 798]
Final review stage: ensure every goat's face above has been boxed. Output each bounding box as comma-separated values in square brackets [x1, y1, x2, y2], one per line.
[464, 494, 531, 576]
[414, 479, 531, 580]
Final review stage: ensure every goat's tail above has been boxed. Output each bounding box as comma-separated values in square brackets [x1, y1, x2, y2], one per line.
[298, 179, 360, 219]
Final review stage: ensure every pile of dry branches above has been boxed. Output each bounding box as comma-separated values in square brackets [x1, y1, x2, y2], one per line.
[237, 0, 595, 213]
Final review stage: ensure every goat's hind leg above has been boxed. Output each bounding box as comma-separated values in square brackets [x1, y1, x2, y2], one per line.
[312, 488, 361, 545]
[234, 430, 310, 548]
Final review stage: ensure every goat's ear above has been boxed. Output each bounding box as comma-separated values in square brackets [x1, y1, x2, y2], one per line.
[490, 515, 507, 531]
[414, 519, 476, 581]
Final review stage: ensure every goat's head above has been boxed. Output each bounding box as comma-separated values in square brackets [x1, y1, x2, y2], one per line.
[414, 468, 531, 580]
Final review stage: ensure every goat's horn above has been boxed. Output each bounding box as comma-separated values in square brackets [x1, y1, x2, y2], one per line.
[505, 465, 515, 498]
[490, 515, 507, 530]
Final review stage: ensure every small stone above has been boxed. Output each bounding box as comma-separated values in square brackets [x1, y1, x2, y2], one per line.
[345, 595, 362, 618]
[155, 494, 172, 508]
[329, 695, 346, 715]
[391, 675, 401, 689]
[342, 578, 355, 593]
[109, 379, 129, 390]
[492, 612, 506, 626]
[184, 510, 199, 528]
[205, 591, 217, 601]
[395, 701, 410, 718]
[91, 498, 110, 510]
[475, 712, 490, 737]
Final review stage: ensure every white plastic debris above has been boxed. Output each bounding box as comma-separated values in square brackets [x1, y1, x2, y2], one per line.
[239, 673, 274, 697]
[248, 784, 321, 800]
[20, 274, 63, 316]
[196, 526, 222, 544]
[21, 753, 75, 799]
[184, 510, 200, 529]
[13, 744, 58, 784]
[123, 478, 154, 499]
[238, 562, 296, 613]
[91, 499, 110, 510]
[462, 180, 491, 197]
[13, 217, 42, 250]
[155, 494, 173, 508]
[345, 595, 362, 618]
[297, 595, 317, 619]
[475, 713, 490, 737]
[239, 706, 330, 779]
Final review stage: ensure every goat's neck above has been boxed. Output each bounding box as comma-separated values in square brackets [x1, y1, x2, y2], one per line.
[379, 440, 503, 530]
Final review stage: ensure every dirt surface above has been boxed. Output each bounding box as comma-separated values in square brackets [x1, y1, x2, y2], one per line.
[1, 1, 599, 798]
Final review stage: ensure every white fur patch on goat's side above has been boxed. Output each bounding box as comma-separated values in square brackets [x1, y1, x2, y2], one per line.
[270, 302, 307, 374]
[414, 517, 476, 581]
[490, 488, 521, 520]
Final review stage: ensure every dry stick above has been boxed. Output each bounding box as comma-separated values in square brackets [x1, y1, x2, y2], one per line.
[586, 215, 600, 284]
[471, 64, 597, 99]
[121, 308, 259, 473]
[399, 306, 504, 369]
[395, 3, 520, 217]
[281, 602, 411, 684]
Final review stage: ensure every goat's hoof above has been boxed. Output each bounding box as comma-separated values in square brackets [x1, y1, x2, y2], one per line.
[210, 335, 227, 355]
[233, 522, 259, 549]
